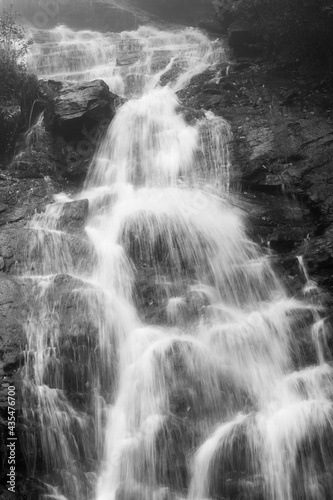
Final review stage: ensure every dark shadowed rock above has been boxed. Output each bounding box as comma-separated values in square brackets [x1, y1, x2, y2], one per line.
[0, 277, 24, 376]
[300, 226, 333, 291]
[0, 102, 21, 157]
[177, 58, 333, 303]
[0, 276, 26, 481]
[45, 80, 115, 140]
[8, 79, 116, 182]
[0, 228, 23, 273]
[229, 25, 258, 57]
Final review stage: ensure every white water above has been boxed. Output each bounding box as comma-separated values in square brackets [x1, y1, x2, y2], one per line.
[22, 24, 333, 500]
[27, 25, 227, 97]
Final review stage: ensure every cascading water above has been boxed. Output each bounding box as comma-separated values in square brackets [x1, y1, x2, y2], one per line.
[26, 25, 227, 97]
[21, 23, 333, 500]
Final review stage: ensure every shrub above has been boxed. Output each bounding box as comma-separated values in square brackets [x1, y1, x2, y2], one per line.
[0, 8, 39, 156]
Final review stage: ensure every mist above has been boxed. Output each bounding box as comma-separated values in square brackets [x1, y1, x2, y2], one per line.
[1, 0, 214, 30]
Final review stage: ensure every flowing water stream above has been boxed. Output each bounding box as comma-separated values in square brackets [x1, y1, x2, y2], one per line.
[21, 23, 333, 500]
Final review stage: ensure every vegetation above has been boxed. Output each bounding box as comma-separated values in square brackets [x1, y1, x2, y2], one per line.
[0, 8, 39, 156]
[217, 0, 333, 68]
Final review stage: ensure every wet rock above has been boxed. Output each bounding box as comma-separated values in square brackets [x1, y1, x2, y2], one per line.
[0, 228, 23, 273]
[9, 80, 116, 182]
[0, 177, 57, 229]
[24, 274, 101, 397]
[116, 39, 143, 66]
[57, 199, 89, 234]
[300, 226, 333, 291]
[0, 277, 24, 375]
[21, 224, 94, 277]
[0, 276, 25, 478]
[116, 483, 153, 500]
[0, 229, 16, 261]
[45, 80, 116, 140]
[208, 416, 261, 499]
[35, 275, 109, 348]
[269, 228, 304, 253]
[180, 105, 205, 125]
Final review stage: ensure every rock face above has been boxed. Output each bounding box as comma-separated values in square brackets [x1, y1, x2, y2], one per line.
[57, 199, 89, 234]
[0, 276, 26, 492]
[10, 80, 117, 182]
[0, 277, 24, 377]
[178, 60, 333, 301]
[45, 80, 115, 139]
[0, 78, 109, 493]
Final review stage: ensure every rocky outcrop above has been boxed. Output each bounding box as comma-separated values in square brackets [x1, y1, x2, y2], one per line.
[178, 60, 333, 300]
[45, 80, 115, 139]
[0, 175, 57, 230]
[0, 79, 106, 493]
[10, 80, 117, 182]
[57, 199, 89, 234]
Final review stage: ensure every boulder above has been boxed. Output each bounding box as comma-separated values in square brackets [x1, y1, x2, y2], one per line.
[57, 199, 89, 234]
[45, 80, 116, 140]
[0, 176, 57, 231]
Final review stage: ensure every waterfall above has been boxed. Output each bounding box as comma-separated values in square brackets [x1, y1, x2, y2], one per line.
[21, 24, 333, 500]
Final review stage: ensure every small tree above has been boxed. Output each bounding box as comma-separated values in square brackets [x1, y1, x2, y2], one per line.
[0, 7, 32, 62]
[0, 7, 34, 101]
[0, 8, 38, 156]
